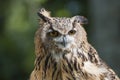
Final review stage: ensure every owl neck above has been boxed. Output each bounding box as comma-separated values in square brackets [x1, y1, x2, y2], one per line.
[36, 41, 91, 64]
[34, 41, 102, 80]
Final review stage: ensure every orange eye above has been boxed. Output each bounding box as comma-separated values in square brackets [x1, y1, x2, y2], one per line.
[49, 31, 59, 37]
[68, 30, 76, 35]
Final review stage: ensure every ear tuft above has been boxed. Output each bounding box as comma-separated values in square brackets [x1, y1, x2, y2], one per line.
[72, 16, 88, 25]
[37, 8, 52, 22]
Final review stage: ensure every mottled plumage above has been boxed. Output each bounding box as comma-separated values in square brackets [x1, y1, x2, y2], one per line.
[30, 8, 120, 80]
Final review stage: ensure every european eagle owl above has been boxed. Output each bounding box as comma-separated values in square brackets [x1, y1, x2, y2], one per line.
[30, 8, 120, 80]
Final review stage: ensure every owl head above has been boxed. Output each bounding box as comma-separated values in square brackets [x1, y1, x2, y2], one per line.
[36, 8, 88, 51]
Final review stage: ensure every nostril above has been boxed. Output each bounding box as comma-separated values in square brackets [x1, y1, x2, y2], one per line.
[63, 35, 66, 37]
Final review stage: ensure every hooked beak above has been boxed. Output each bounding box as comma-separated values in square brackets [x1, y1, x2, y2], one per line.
[62, 36, 67, 47]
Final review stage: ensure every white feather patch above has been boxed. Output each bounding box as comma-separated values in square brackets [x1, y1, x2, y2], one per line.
[84, 61, 108, 75]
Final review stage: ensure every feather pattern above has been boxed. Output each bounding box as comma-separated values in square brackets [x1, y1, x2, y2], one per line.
[30, 8, 120, 80]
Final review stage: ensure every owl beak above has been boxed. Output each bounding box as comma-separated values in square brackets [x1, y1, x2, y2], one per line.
[62, 36, 67, 47]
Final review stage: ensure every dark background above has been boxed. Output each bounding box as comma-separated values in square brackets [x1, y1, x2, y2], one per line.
[0, 0, 120, 80]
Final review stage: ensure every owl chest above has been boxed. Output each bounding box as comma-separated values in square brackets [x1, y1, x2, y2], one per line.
[35, 49, 111, 80]
[38, 51, 89, 80]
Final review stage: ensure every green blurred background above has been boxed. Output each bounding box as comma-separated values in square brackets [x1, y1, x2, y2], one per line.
[0, 0, 120, 80]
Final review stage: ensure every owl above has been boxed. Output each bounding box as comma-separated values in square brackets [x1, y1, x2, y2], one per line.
[30, 8, 120, 80]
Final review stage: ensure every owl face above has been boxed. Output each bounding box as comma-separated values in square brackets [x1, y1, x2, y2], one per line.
[38, 9, 88, 50]
[46, 18, 76, 49]
[40, 17, 87, 50]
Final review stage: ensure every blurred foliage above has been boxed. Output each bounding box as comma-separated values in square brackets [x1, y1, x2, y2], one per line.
[0, 0, 119, 80]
